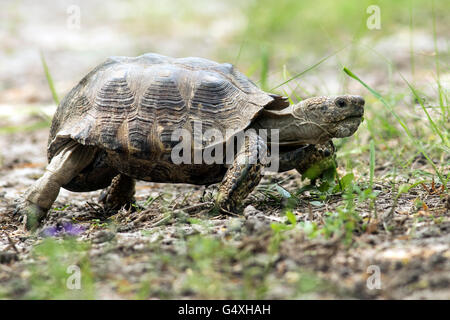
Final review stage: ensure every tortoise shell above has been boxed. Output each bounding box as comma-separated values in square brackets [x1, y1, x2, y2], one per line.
[48, 53, 288, 162]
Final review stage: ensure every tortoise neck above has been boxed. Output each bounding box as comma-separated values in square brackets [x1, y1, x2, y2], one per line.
[253, 105, 303, 145]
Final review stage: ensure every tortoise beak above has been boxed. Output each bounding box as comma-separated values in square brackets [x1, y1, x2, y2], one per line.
[347, 95, 365, 118]
[352, 96, 365, 117]
[353, 95, 365, 107]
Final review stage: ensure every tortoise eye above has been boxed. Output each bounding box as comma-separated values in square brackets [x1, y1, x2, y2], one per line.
[336, 98, 347, 108]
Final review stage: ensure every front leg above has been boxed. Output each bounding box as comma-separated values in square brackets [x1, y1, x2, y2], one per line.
[278, 141, 336, 180]
[215, 132, 266, 213]
[14, 141, 96, 230]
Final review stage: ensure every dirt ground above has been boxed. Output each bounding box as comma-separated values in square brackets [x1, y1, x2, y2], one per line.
[0, 0, 449, 299]
[0, 125, 448, 299]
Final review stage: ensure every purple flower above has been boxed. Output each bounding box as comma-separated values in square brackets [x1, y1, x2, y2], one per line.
[41, 222, 86, 237]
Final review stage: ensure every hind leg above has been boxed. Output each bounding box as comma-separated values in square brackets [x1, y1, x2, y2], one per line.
[15, 141, 96, 230]
[99, 174, 136, 212]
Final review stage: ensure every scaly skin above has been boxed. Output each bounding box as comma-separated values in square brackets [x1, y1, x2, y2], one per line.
[254, 95, 365, 145]
[215, 133, 266, 213]
[278, 141, 336, 174]
[99, 174, 136, 212]
[13, 201, 47, 232]
[215, 141, 336, 214]
[14, 141, 96, 231]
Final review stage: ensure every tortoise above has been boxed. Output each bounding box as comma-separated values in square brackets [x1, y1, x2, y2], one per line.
[15, 53, 364, 230]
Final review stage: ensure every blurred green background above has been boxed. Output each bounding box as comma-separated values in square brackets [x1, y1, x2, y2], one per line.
[1, 0, 448, 103]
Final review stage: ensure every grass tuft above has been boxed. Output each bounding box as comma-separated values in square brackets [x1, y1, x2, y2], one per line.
[40, 51, 60, 105]
[343, 67, 447, 190]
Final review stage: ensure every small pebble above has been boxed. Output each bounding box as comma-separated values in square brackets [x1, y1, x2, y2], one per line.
[0, 252, 19, 264]
[92, 230, 116, 244]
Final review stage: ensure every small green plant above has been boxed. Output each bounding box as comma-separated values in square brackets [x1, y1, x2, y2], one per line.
[297, 171, 380, 243]
[182, 235, 247, 298]
[325, 177, 362, 241]
[25, 238, 94, 299]
[53, 204, 70, 212]
[269, 209, 297, 253]
[91, 218, 108, 229]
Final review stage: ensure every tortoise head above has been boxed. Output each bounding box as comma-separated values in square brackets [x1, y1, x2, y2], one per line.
[289, 95, 365, 144]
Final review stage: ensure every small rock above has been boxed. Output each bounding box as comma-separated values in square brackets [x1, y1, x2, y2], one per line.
[133, 243, 145, 251]
[117, 223, 135, 232]
[244, 208, 272, 233]
[0, 251, 19, 264]
[429, 252, 446, 266]
[92, 230, 115, 244]
[228, 219, 243, 232]
[243, 205, 260, 217]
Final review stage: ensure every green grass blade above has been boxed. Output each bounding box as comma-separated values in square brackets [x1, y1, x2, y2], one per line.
[431, 0, 445, 117]
[369, 139, 375, 189]
[270, 46, 347, 91]
[233, 36, 246, 66]
[400, 73, 447, 145]
[260, 47, 270, 91]
[409, 1, 415, 78]
[343, 67, 446, 189]
[40, 51, 60, 105]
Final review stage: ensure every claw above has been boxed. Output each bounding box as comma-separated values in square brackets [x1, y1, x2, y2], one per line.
[214, 195, 239, 216]
[14, 200, 48, 231]
[218, 206, 239, 216]
[98, 190, 108, 204]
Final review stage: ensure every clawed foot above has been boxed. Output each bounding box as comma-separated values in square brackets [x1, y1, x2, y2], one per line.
[97, 174, 137, 215]
[97, 191, 140, 216]
[13, 199, 48, 231]
[215, 206, 240, 216]
[214, 193, 241, 217]
[200, 184, 217, 203]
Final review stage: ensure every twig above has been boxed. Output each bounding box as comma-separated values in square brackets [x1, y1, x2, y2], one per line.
[174, 202, 215, 214]
[307, 202, 314, 221]
[4, 232, 20, 254]
[149, 202, 216, 228]
[149, 214, 173, 228]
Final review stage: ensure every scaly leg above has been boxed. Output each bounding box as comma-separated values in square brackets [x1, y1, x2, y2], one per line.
[15, 141, 96, 230]
[99, 174, 136, 212]
[215, 133, 266, 213]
